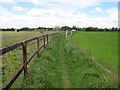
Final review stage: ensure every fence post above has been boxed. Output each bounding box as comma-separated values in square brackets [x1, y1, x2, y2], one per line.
[52, 34, 53, 41]
[56, 33, 58, 38]
[37, 38, 39, 57]
[53, 33, 55, 39]
[54, 33, 56, 39]
[55, 33, 56, 38]
[47, 34, 49, 44]
[44, 35, 45, 48]
[51, 34, 52, 42]
[50, 34, 51, 43]
[23, 42, 27, 76]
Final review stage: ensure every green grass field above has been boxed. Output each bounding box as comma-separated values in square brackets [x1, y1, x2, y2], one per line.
[71, 32, 118, 73]
[11, 33, 118, 88]
[1, 31, 118, 88]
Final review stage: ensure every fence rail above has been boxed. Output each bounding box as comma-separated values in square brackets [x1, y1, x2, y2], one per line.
[1, 32, 62, 90]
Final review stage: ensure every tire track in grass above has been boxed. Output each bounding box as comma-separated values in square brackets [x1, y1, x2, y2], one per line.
[59, 38, 71, 88]
[70, 34, 118, 87]
[91, 56, 117, 77]
[91, 56, 118, 85]
[70, 33, 117, 76]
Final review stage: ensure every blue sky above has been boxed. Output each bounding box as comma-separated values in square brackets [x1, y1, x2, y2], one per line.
[0, 0, 119, 28]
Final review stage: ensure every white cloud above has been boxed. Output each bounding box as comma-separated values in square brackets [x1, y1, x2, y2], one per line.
[95, 7, 103, 12]
[0, 6, 118, 28]
[105, 8, 116, 13]
[0, 0, 119, 5]
[0, 8, 117, 29]
[101, 0, 119, 2]
[0, 0, 16, 4]
[14, 0, 99, 9]
[12, 6, 27, 11]
[105, 8, 118, 21]
[0, 6, 12, 16]
[17, 0, 47, 5]
[0, 0, 118, 28]
[85, 8, 118, 28]
[91, 7, 103, 12]
[30, 0, 40, 5]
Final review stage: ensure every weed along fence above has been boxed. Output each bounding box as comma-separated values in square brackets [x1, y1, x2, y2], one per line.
[0, 32, 62, 90]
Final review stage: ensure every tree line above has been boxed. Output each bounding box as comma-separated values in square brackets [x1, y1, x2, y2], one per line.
[0, 26, 120, 31]
[61, 26, 120, 31]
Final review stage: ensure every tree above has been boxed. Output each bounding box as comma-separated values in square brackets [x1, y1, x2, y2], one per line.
[61, 26, 71, 31]
[104, 28, 109, 31]
[48, 28, 53, 31]
[118, 28, 120, 31]
[20, 27, 29, 31]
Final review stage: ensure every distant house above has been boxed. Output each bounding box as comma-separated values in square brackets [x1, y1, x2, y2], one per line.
[35, 28, 41, 31]
[34, 28, 38, 31]
[72, 29, 76, 32]
[53, 29, 57, 31]
[53, 25, 60, 31]
[15, 29, 19, 32]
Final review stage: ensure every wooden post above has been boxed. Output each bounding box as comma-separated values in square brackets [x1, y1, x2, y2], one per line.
[44, 35, 45, 48]
[23, 42, 27, 76]
[52, 34, 53, 41]
[47, 34, 48, 44]
[50, 34, 51, 42]
[51, 34, 52, 42]
[37, 38, 39, 57]
[66, 30, 67, 39]
[57, 33, 58, 38]
[54, 33, 55, 39]
[55, 33, 56, 38]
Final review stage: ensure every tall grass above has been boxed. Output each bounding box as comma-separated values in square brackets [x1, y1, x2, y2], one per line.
[11, 35, 118, 88]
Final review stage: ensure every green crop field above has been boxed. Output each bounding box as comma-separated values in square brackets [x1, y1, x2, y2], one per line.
[9, 32, 118, 88]
[1, 31, 57, 47]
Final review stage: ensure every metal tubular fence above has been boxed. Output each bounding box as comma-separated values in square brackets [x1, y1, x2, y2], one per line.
[0, 32, 62, 90]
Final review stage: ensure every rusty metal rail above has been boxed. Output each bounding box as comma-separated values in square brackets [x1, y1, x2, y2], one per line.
[1, 32, 62, 90]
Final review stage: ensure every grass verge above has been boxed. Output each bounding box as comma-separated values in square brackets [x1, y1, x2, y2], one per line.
[11, 35, 118, 88]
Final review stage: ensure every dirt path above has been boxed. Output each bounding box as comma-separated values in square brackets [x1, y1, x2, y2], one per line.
[59, 38, 71, 88]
